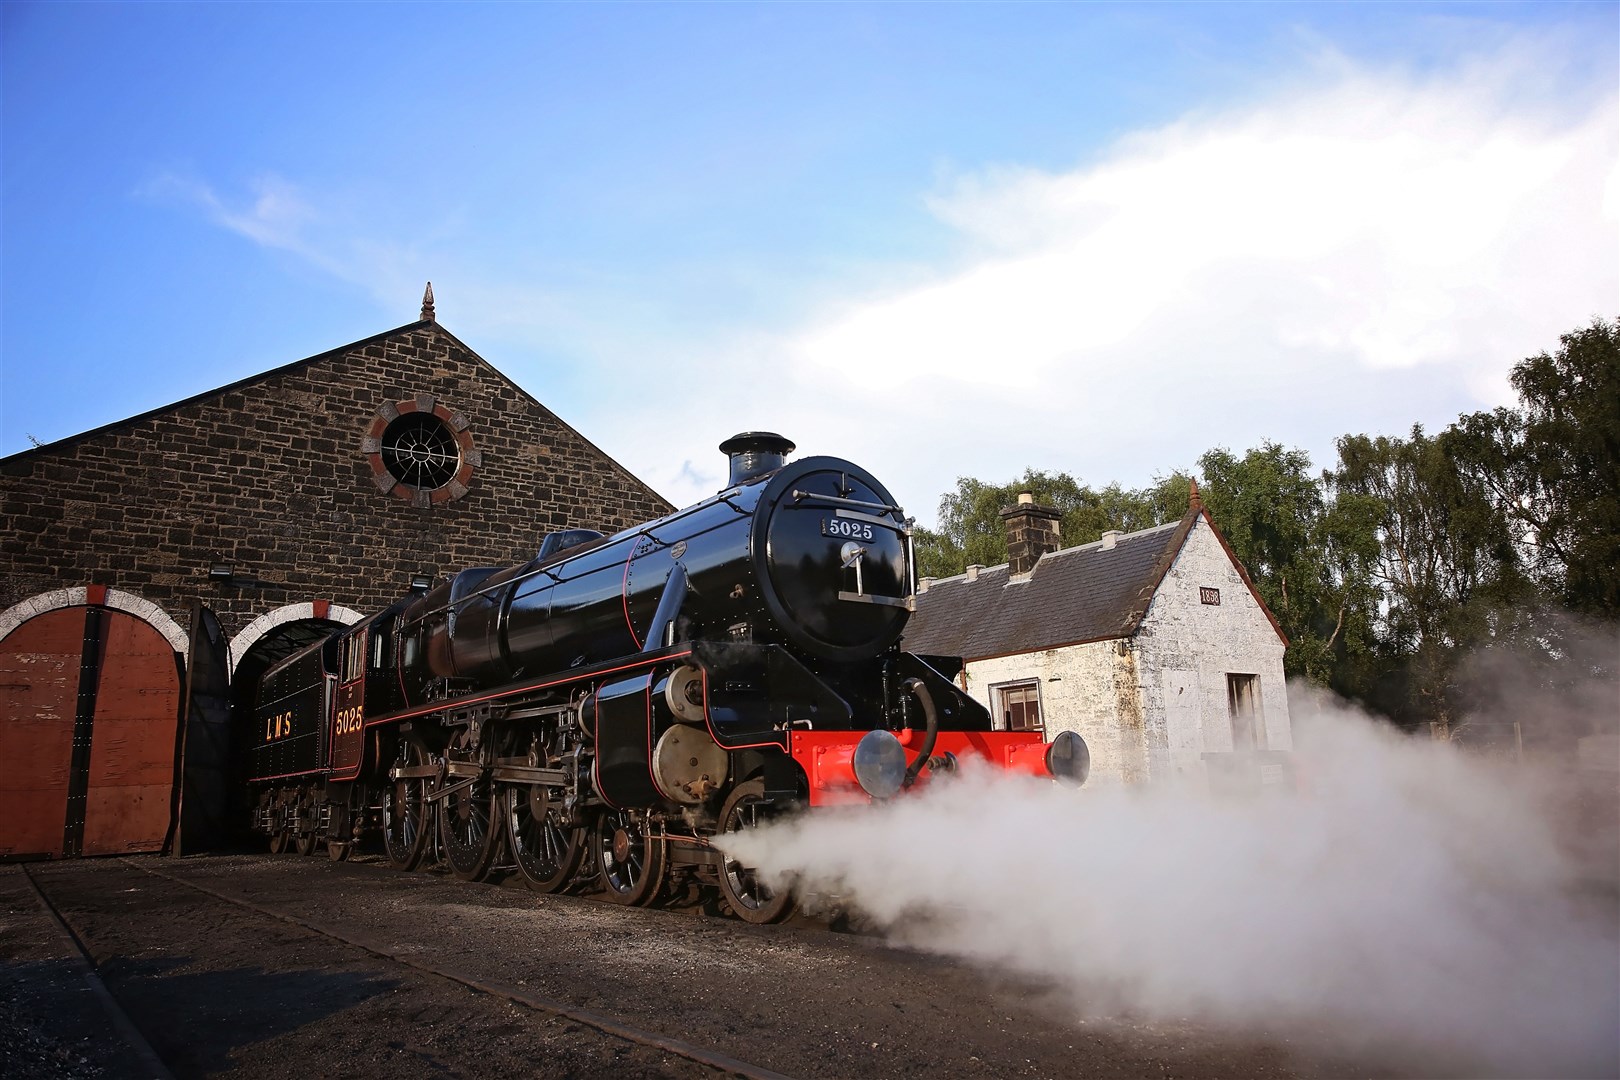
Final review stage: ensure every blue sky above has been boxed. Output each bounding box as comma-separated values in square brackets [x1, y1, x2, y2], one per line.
[3, 2, 1615, 523]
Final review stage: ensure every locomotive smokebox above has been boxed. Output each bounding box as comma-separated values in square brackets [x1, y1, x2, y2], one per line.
[720, 431, 795, 487]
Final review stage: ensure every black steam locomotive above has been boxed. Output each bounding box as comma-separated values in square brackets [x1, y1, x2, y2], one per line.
[248, 434, 1088, 921]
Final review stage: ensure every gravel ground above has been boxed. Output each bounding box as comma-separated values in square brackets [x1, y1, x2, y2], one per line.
[0, 865, 133, 1079]
[5, 855, 1403, 1080]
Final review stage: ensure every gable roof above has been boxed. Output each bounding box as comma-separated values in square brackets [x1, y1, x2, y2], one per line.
[0, 320, 663, 511]
[903, 506, 1286, 662]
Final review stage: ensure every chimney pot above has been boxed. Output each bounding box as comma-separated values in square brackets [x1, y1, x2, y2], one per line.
[1101, 529, 1122, 550]
[919, 576, 933, 593]
[1018, 492, 1033, 505]
[965, 564, 983, 582]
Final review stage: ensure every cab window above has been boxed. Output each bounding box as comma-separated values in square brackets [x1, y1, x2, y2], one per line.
[341, 633, 366, 685]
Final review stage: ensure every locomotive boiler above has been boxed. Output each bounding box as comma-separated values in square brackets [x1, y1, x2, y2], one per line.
[248, 433, 1089, 922]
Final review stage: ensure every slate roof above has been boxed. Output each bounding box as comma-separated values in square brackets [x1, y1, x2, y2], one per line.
[902, 510, 1198, 662]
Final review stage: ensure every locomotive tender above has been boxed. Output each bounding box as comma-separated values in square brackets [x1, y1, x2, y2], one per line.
[249, 433, 1089, 921]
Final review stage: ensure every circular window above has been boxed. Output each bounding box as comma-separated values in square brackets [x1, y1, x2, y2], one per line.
[381, 412, 459, 489]
[363, 394, 480, 506]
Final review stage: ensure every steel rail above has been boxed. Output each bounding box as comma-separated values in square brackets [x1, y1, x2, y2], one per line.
[19, 863, 178, 1080]
[122, 859, 797, 1080]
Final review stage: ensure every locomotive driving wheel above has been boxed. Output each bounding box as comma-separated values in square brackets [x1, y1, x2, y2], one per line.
[595, 809, 667, 906]
[440, 732, 504, 882]
[716, 780, 797, 924]
[382, 740, 433, 871]
[506, 784, 583, 893]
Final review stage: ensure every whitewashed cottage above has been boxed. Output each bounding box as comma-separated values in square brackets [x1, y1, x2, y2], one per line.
[903, 487, 1293, 790]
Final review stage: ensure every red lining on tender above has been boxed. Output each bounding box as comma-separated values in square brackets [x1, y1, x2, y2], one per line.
[249, 767, 325, 783]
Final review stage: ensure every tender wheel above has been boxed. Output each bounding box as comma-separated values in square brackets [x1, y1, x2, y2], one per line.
[326, 840, 351, 862]
[506, 785, 583, 893]
[267, 827, 290, 854]
[595, 809, 666, 906]
[383, 741, 433, 871]
[293, 793, 319, 856]
[717, 780, 796, 924]
[440, 738, 503, 882]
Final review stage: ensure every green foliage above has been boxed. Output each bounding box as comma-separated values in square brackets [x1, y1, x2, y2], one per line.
[916, 317, 1617, 731]
[1328, 425, 1535, 726]
[1195, 442, 1379, 688]
[914, 468, 1190, 580]
[1507, 318, 1620, 616]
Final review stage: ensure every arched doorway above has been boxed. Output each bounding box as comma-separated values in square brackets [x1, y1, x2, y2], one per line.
[0, 589, 186, 858]
[227, 602, 363, 723]
[221, 603, 361, 836]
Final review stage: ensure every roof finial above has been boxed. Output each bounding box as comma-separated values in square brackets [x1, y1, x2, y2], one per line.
[420, 282, 436, 322]
[1188, 477, 1202, 510]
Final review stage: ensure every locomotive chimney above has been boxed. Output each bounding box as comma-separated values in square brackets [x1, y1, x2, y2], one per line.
[719, 432, 795, 487]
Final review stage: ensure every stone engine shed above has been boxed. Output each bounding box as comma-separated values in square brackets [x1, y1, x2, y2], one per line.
[0, 294, 671, 859]
[904, 490, 1293, 790]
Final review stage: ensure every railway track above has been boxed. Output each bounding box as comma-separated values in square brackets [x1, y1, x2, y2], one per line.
[19, 858, 793, 1080]
[10, 853, 1378, 1080]
[16, 862, 174, 1080]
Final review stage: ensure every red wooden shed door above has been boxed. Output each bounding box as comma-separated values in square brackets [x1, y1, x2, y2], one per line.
[0, 606, 180, 858]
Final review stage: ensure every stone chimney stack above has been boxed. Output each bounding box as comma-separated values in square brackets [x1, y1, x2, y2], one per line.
[999, 492, 1063, 576]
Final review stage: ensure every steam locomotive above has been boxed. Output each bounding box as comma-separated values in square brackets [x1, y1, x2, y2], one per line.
[248, 433, 1089, 922]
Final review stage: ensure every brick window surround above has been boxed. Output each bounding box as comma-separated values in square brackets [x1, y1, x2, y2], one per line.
[362, 393, 481, 506]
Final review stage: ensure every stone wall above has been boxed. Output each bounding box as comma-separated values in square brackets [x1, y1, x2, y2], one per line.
[961, 641, 1144, 786]
[957, 515, 1291, 788]
[0, 321, 674, 642]
[1134, 516, 1291, 783]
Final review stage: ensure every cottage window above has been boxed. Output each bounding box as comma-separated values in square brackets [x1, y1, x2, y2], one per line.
[1227, 673, 1265, 750]
[994, 680, 1044, 733]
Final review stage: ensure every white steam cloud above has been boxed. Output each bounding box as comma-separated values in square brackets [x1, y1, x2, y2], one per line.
[725, 690, 1619, 1077]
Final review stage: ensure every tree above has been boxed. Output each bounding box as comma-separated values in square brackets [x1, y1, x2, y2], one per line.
[1196, 443, 1380, 685]
[1505, 317, 1620, 616]
[914, 469, 1189, 580]
[1329, 425, 1535, 729]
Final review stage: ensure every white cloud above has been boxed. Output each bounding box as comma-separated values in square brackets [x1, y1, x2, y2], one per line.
[799, 63, 1612, 389]
[144, 172, 322, 258]
[145, 46, 1618, 530]
[139, 171, 453, 314]
[608, 49, 1616, 519]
